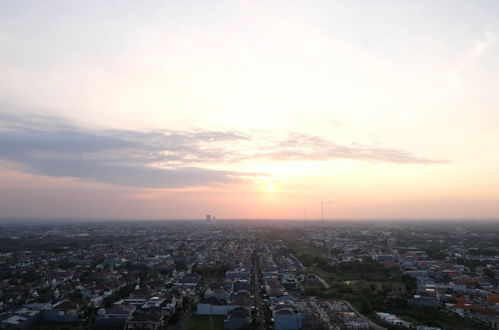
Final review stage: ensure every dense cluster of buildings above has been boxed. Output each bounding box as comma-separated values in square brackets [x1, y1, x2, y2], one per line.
[0, 220, 497, 329]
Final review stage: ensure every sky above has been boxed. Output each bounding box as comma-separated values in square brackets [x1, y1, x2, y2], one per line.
[1, 0, 499, 220]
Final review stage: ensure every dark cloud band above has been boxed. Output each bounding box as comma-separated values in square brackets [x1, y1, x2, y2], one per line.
[0, 113, 445, 188]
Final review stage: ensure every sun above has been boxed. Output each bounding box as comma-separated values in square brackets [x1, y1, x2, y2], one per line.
[266, 182, 274, 192]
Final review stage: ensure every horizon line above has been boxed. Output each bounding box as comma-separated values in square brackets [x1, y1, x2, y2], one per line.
[1, 217, 499, 223]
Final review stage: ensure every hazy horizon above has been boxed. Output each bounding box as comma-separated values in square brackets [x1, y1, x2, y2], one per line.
[1, 217, 499, 224]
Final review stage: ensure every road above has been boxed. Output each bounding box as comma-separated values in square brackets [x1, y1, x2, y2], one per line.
[252, 250, 266, 330]
[313, 273, 330, 289]
[290, 253, 305, 269]
[340, 299, 386, 330]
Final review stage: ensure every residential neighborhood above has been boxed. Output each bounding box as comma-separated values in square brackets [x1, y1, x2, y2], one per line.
[0, 220, 497, 329]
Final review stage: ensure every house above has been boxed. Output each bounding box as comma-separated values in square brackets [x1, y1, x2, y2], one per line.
[94, 304, 135, 329]
[125, 309, 168, 330]
[282, 278, 299, 291]
[41, 299, 81, 322]
[196, 296, 237, 315]
[178, 274, 201, 286]
[274, 308, 302, 330]
[129, 285, 153, 299]
[408, 295, 438, 308]
[225, 270, 250, 281]
[328, 301, 349, 312]
[486, 294, 499, 312]
[0, 307, 41, 330]
[204, 285, 230, 302]
[232, 280, 251, 293]
[230, 291, 252, 311]
[376, 312, 411, 328]
[224, 307, 251, 330]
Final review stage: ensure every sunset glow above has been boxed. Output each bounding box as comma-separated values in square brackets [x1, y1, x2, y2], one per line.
[1, 1, 499, 220]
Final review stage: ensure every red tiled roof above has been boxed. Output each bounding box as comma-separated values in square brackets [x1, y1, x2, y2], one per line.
[486, 294, 499, 305]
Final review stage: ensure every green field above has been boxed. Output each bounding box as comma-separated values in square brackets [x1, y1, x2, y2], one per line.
[375, 307, 493, 330]
[184, 315, 225, 330]
[33, 322, 82, 330]
[284, 238, 412, 316]
[286, 239, 493, 330]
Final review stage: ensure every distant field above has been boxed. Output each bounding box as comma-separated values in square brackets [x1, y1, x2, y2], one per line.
[33, 322, 81, 330]
[394, 307, 493, 330]
[294, 246, 407, 292]
[185, 315, 225, 330]
[286, 240, 409, 315]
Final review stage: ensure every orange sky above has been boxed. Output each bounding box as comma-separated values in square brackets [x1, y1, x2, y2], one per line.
[1, 1, 499, 219]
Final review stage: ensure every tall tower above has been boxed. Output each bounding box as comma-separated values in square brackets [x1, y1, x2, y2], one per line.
[321, 200, 324, 222]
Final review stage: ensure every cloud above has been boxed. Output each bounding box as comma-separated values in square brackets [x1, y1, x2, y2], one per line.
[242, 133, 445, 164]
[0, 113, 251, 188]
[471, 30, 496, 58]
[435, 30, 496, 102]
[0, 113, 444, 188]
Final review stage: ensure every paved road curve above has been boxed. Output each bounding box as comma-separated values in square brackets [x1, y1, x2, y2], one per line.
[313, 273, 330, 289]
[340, 299, 386, 330]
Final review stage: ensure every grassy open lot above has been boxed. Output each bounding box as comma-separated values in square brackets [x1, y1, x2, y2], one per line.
[285, 239, 411, 314]
[33, 322, 82, 330]
[184, 315, 225, 330]
[286, 240, 328, 260]
[287, 241, 408, 294]
[392, 307, 492, 330]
